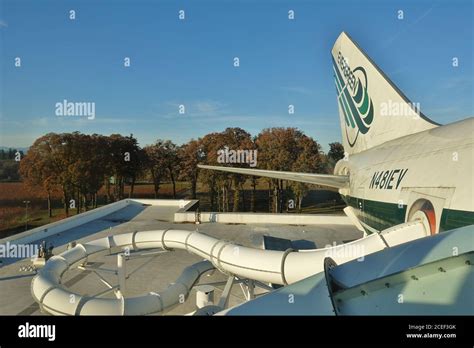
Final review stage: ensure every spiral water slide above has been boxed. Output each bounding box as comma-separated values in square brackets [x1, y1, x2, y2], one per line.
[31, 221, 428, 315]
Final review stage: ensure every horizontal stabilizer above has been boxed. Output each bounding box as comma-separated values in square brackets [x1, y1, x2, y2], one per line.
[198, 164, 349, 189]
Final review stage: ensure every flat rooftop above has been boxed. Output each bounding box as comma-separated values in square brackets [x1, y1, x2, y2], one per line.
[0, 203, 361, 315]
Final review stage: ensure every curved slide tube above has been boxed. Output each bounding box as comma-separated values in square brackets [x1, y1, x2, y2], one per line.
[32, 221, 428, 315]
[32, 256, 213, 315]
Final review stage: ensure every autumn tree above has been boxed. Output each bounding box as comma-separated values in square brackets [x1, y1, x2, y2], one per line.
[256, 128, 300, 213]
[179, 139, 204, 199]
[20, 132, 143, 216]
[162, 141, 180, 199]
[255, 128, 327, 213]
[79, 134, 110, 208]
[328, 142, 345, 161]
[107, 134, 142, 200]
[143, 140, 173, 198]
[19, 136, 59, 217]
[49, 132, 109, 214]
[199, 132, 227, 211]
[20, 133, 75, 216]
[19, 129, 337, 219]
[289, 135, 325, 211]
[221, 128, 254, 212]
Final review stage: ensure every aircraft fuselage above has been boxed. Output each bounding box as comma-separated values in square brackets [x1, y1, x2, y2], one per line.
[335, 117, 474, 234]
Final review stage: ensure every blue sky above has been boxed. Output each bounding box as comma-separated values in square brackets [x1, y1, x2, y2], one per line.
[0, 0, 472, 151]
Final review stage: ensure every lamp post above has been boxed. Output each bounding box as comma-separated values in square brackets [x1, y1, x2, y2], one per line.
[23, 200, 30, 231]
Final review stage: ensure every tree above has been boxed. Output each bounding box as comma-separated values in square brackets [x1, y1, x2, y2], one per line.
[256, 128, 301, 213]
[328, 142, 345, 162]
[199, 128, 254, 212]
[143, 140, 172, 198]
[199, 132, 227, 211]
[179, 139, 204, 199]
[254, 128, 327, 213]
[19, 133, 74, 216]
[289, 135, 325, 211]
[20, 132, 140, 217]
[0, 161, 21, 181]
[220, 128, 254, 212]
[79, 134, 110, 208]
[107, 134, 142, 200]
[162, 141, 180, 199]
[19, 137, 58, 217]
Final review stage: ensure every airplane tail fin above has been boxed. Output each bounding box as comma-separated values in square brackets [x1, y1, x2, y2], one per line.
[331, 32, 439, 155]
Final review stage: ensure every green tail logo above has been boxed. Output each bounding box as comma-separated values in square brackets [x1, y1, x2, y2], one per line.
[333, 52, 374, 147]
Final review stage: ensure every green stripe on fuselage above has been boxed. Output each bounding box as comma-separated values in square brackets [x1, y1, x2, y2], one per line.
[440, 209, 474, 232]
[341, 195, 474, 234]
[342, 195, 406, 232]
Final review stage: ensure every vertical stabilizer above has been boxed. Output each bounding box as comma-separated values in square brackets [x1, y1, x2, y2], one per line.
[332, 32, 439, 155]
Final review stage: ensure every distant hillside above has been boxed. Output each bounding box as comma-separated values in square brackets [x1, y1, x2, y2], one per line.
[0, 146, 29, 153]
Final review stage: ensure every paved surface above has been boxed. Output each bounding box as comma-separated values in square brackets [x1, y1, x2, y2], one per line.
[0, 204, 362, 315]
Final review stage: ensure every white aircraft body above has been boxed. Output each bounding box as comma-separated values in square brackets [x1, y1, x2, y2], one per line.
[199, 32, 474, 236]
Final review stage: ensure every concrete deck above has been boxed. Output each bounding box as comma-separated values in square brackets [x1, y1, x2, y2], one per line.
[0, 203, 362, 315]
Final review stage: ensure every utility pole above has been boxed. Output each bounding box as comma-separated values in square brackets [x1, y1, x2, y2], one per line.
[23, 200, 30, 231]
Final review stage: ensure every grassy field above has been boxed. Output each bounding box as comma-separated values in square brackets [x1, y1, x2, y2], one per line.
[0, 180, 346, 239]
[0, 181, 185, 238]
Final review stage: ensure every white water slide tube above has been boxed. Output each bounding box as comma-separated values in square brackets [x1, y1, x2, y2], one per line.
[31, 220, 428, 315]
